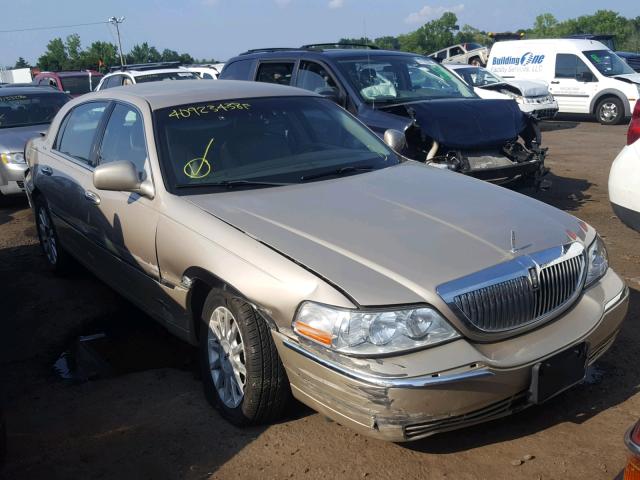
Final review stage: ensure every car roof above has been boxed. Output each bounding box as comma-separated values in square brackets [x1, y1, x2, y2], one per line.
[37, 71, 101, 77]
[88, 79, 317, 110]
[0, 86, 65, 95]
[106, 68, 197, 77]
[230, 48, 420, 62]
[492, 39, 608, 50]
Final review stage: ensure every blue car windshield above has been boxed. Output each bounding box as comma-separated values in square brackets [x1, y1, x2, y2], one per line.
[0, 92, 69, 128]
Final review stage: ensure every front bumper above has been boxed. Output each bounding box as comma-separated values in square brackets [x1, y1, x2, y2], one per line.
[0, 161, 27, 195]
[609, 141, 640, 232]
[518, 100, 559, 120]
[274, 269, 628, 442]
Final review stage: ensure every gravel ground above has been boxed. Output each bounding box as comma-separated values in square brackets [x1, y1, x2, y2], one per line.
[1, 119, 639, 480]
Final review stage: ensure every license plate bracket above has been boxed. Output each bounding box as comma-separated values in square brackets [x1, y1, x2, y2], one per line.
[529, 343, 588, 404]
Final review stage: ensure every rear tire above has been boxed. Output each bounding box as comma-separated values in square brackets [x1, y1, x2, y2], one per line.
[199, 290, 290, 426]
[34, 196, 71, 274]
[596, 97, 624, 125]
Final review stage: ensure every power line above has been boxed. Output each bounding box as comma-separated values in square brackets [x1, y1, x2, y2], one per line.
[0, 21, 108, 34]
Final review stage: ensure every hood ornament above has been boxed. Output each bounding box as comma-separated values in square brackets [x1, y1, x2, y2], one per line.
[510, 230, 532, 254]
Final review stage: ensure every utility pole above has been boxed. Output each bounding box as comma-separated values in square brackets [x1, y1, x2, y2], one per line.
[108, 16, 126, 66]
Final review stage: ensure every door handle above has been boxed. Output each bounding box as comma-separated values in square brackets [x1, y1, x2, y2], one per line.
[550, 81, 560, 84]
[41, 166, 53, 176]
[84, 190, 101, 205]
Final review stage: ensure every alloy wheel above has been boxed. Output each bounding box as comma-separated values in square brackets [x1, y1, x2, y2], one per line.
[207, 306, 247, 408]
[37, 207, 58, 265]
[600, 102, 618, 123]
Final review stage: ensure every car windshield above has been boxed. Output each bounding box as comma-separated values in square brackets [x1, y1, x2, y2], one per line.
[584, 50, 634, 76]
[154, 96, 400, 193]
[60, 75, 101, 95]
[336, 55, 476, 104]
[0, 92, 69, 128]
[136, 71, 199, 83]
[453, 67, 503, 87]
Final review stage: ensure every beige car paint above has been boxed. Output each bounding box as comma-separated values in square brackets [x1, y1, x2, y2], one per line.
[24, 81, 629, 442]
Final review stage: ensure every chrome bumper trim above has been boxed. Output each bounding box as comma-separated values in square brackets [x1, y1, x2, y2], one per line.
[604, 286, 628, 312]
[282, 340, 494, 389]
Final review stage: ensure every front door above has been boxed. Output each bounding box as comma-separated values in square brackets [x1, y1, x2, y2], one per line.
[88, 102, 162, 316]
[549, 53, 599, 113]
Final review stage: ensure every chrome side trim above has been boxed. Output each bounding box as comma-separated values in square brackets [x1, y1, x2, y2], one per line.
[604, 286, 628, 312]
[625, 423, 640, 457]
[282, 340, 494, 389]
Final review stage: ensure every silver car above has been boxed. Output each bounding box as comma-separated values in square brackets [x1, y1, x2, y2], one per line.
[0, 87, 69, 196]
[25, 81, 628, 442]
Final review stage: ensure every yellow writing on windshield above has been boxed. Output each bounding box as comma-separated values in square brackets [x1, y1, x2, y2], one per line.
[0, 95, 28, 102]
[168, 102, 251, 119]
[184, 138, 214, 179]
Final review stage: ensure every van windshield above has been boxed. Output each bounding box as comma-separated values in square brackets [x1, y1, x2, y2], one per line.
[584, 50, 634, 77]
[336, 55, 476, 104]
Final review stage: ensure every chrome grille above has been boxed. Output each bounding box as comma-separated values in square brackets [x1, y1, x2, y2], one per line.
[438, 243, 586, 335]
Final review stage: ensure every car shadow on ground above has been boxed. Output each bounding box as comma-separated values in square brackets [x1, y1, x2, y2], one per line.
[528, 172, 593, 212]
[405, 286, 640, 454]
[0, 195, 28, 226]
[540, 119, 581, 132]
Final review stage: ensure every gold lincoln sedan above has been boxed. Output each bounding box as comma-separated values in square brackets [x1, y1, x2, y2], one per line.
[24, 80, 628, 441]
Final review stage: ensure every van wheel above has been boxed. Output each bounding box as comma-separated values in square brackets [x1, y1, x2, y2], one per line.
[199, 290, 290, 426]
[596, 97, 624, 125]
[34, 197, 71, 273]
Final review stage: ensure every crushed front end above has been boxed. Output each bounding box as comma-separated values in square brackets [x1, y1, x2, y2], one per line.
[380, 98, 549, 189]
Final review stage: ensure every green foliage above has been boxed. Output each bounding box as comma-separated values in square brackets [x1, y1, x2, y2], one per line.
[14, 57, 30, 69]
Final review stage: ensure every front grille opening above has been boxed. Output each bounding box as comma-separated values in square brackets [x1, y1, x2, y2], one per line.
[453, 253, 585, 333]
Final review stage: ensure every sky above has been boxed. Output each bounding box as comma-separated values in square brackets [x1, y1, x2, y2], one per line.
[0, 0, 637, 67]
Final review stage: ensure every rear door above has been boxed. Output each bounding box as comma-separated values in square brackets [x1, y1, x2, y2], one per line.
[255, 61, 296, 85]
[549, 53, 599, 113]
[37, 101, 110, 260]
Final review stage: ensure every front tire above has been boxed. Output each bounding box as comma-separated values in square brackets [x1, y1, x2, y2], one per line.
[199, 290, 289, 426]
[596, 97, 624, 125]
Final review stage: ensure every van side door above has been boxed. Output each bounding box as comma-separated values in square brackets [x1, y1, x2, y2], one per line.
[550, 53, 599, 113]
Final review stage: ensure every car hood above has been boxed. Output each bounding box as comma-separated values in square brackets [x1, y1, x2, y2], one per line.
[379, 98, 526, 150]
[505, 79, 550, 97]
[187, 162, 588, 306]
[613, 73, 640, 85]
[0, 124, 47, 152]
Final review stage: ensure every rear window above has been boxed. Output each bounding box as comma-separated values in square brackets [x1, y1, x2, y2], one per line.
[219, 59, 254, 80]
[135, 72, 199, 83]
[60, 75, 101, 95]
[0, 92, 70, 128]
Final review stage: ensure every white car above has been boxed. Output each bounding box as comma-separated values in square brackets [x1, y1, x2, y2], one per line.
[447, 64, 559, 119]
[609, 100, 640, 232]
[429, 43, 490, 66]
[181, 63, 225, 80]
[95, 63, 200, 91]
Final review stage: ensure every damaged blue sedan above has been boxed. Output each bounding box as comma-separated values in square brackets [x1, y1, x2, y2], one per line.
[220, 44, 548, 188]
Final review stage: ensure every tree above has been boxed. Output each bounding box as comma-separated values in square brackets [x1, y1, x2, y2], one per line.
[127, 42, 161, 64]
[531, 13, 558, 37]
[65, 34, 83, 69]
[37, 38, 68, 71]
[14, 57, 30, 69]
[81, 41, 119, 72]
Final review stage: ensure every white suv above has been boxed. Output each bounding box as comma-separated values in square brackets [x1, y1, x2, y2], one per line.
[95, 63, 200, 91]
[429, 43, 490, 66]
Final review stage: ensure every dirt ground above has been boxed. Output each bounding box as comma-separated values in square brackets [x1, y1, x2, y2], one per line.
[1, 119, 639, 480]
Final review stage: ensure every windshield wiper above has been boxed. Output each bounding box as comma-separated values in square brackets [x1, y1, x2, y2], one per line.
[300, 165, 376, 182]
[178, 180, 291, 189]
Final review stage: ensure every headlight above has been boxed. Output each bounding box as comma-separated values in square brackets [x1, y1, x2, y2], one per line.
[0, 152, 25, 164]
[293, 302, 459, 356]
[584, 235, 608, 288]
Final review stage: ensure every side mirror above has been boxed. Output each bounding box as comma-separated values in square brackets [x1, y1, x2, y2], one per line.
[93, 160, 154, 199]
[317, 87, 342, 104]
[577, 71, 595, 82]
[383, 129, 407, 153]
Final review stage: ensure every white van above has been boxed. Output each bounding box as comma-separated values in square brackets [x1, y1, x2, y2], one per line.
[488, 39, 640, 125]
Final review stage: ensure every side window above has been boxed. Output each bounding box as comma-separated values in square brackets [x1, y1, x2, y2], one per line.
[449, 46, 464, 57]
[202, 73, 214, 79]
[555, 54, 590, 79]
[98, 104, 148, 180]
[218, 59, 253, 80]
[56, 102, 109, 165]
[256, 62, 294, 85]
[436, 50, 447, 61]
[295, 61, 339, 94]
[37, 77, 49, 86]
